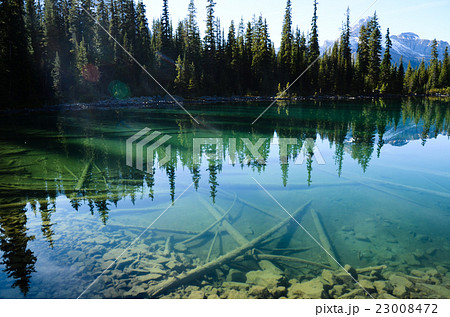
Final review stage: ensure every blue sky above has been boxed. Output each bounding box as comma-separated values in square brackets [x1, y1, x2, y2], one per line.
[142, 0, 450, 46]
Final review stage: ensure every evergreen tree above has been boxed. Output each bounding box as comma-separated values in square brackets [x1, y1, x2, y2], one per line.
[202, 0, 217, 92]
[403, 61, 413, 93]
[93, 0, 110, 64]
[308, 0, 320, 92]
[428, 39, 440, 89]
[338, 7, 352, 93]
[395, 57, 404, 93]
[367, 13, 382, 91]
[380, 28, 392, 92]
[278, 0, 292, 86]
[356, 23, 370, 92]
[439, 47, 449, 88]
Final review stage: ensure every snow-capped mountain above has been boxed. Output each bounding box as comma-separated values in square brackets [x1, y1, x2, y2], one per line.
[322, 17, 450, 68]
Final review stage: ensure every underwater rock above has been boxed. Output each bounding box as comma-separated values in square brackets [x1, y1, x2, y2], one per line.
[393, 285, 408, 298]
[358, 279, 375, 292]
[403, 254, 420, 266]
[174, 243, 187, 252]
[165, 260, 185, 272]
[116, 258, 134, 270]
[270, 286, 287, 298]
[321, 270, 336, 285]
[341, 226, 353, 232]
[373, 280, 393, 294]
[259, 260, 283, 275]
[123, 285, 147, 298]
[207, 294, 220, 299]
[389, 275, 413, 289]
[330, 285, 345, 298]
[136, 273, 163, 283]
[248, 285, 270, 298]
[378, 293, 397, 299]
[411, 269, 426, 277]
[226, 289, 247, 299]
[221, 282, 249, 290]
[246, 270, 284, 289]
[355, 234, 371, 242]
[426, 247, 437, 256]
[227, 269, 247, 283]
[102, 249, 124, 261]
[338, 288, 364, 299]
[288, 278, 328, 299]
[425, 269, 440, 278]
[344, 264, 358, 280]
[416, 283, 450, 298]
[413, 249, 425, 259]
[188, 290, 205, 299]
[415, 234, 429, 242]
[436, 266, 447, 275]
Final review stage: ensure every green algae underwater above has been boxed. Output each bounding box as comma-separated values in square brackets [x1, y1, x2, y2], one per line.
[0, 98, 449, 299]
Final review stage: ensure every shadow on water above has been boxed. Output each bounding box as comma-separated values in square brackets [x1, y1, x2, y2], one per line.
[0, 98, 449, 297]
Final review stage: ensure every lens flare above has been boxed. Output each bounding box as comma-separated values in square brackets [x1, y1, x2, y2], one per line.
[108, 80, 130, 99]
[82, 64, 100, 82]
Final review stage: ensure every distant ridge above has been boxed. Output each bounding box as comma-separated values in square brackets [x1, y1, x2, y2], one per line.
[322, 17, 450, 68]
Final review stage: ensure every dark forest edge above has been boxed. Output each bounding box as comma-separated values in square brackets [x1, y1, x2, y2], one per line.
[1, 0, 450, 107]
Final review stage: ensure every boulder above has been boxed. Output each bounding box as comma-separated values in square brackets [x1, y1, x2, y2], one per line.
[288, 278, 328, 299]
[358, 279, 375, 292]
[248, 286, 270, 298]
[393, 285, 407, 298]
[378, 293, 397, 299]
[188, 290, 205, 299]
[373, 280, 393, 294]
[136, 273, 163, 283]
[226, 289, 247, 299]
[389, 275, 413, 289]
[166, 261, 185, 272]
[227, 269, 246, 283]
[338, 289, 364, 299]
[246, 270, 284, 289]
[321, 270, 336, 285]
[270, 286, 286, 298]
[416, 283, 450, 298]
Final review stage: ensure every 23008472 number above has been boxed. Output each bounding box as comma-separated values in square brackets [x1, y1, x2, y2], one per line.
[375, 304, 438, 314]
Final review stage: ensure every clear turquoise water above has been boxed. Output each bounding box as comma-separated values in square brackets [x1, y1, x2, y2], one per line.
[0, 99, 449, 298]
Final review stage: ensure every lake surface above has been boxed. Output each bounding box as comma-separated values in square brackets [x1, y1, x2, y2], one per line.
[0, 99, 449, 298]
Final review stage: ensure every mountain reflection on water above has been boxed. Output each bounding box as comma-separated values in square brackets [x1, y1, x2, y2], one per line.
[0, 98, 448, 297]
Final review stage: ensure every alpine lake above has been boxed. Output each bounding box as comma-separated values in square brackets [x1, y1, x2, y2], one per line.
[0, 98, 449, 299]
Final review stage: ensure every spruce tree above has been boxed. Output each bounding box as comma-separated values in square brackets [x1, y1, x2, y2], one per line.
[439, 47, 449, 88]
[380, 28, 392, 92]
[428, 39, 440, 89]
[367, 13, 382, 91]
[339, 7, 352, 93]
[278, 0, 293, 86]
[308, 0, 320, 92]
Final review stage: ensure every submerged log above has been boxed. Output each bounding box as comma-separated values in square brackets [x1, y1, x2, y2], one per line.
[356, 265, 387, 274]
[146, 200, 311, 297]
[206, 228, 220, 263]
[219, 189, 283, 220]
[310, 208, 339, 269]
[178, 194, 237, 246]
[198, 197, 248, 246]
[163, 235, 173, 256]
[235, 253, 333, 270]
